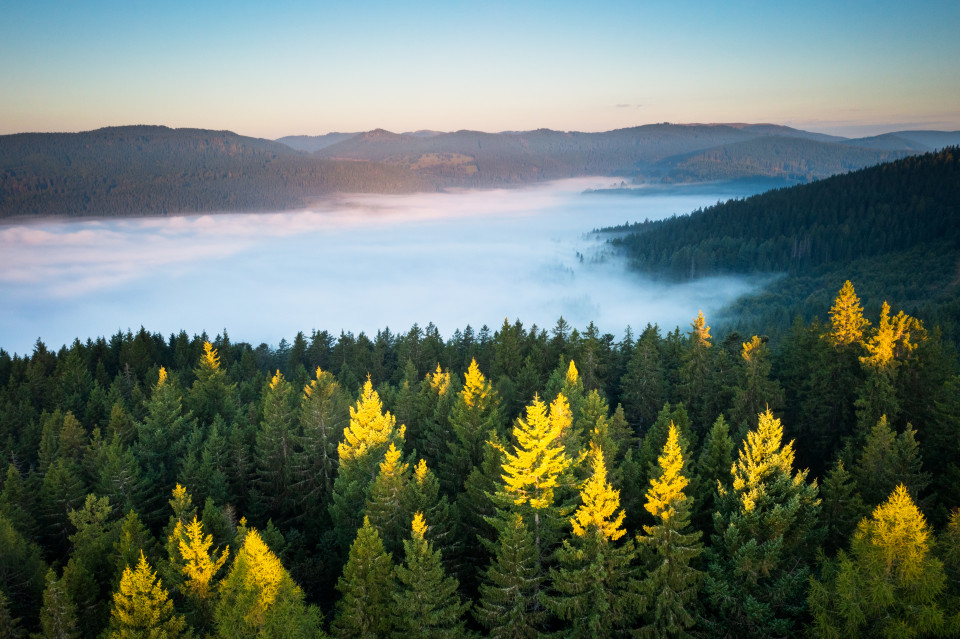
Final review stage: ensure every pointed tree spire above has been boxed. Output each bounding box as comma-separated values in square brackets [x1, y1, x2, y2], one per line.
[332, 517, 395, 638]
[828, 280, 869, 347]
[637, 422, 702, 638]
[109, 552, 186, 639]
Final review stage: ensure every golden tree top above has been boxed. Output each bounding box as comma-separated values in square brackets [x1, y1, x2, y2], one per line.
[730, 408, 797, 512]
[338, 377, 403, 463]
[462, 358, 490, 408]
[571, 442, 625, 540]
[411, 511, 427, 540]
[644, 422, 689, 522]
[500, 393, 572, 509]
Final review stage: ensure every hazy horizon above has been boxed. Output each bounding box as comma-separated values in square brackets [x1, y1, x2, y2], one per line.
[1, 2, 957, 139]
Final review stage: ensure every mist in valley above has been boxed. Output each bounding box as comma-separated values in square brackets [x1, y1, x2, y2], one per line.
[0, 178, 770, 356]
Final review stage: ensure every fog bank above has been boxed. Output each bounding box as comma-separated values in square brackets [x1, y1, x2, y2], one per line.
[0, 178, 767, 356]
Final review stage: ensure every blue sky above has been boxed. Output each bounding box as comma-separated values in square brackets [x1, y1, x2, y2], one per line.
[1, 0, 958, 138]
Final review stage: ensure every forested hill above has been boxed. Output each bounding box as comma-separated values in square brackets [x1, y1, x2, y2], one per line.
[2, 123, 944, 218]
[0, 126, 431, 218]
[607, 148, 960, 339]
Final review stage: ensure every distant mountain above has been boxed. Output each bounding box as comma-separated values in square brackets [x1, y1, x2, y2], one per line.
[0, 126, 430, 218]
[893, 130, 960, 149]
[314, 123, 935, 186]
[1, 122, 955, 218]
[605, 147, 960, 340]
[275, 132, 360, 153]
[661, 136, 908, 183]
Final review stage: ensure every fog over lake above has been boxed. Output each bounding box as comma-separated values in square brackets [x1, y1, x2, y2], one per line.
[0, 178, 768, 356]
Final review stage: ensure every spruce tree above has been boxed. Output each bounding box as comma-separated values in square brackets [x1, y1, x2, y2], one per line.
[392, 512, 471, 638]
[365, 443, 414, 557]
[108, 552, 186, 639]
[544, 443, 639, 638]
[702, 408, 821, 638]
[214, 529, 322, 639]
[445, 359, 502, 496]
[35, 568, 80, 639]
[254, 370, 297, 521]
[809, 484, 949, 638]
[330, 377, 404, 554]
[637, 423, 702, 639]
[474, 511, 542, 639]
[331, 517, 395, 639]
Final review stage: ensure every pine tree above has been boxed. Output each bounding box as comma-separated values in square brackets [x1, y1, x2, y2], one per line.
[214, 528, 322, 639]
[444, 359, 502, 494]
[169, 515, 228, 631]
[292, 367, 347, 535]
[809, 484, 949, 639]
[409, 459, 460, 578]
[728, 335, 784, 430]
[637, 422, 702, 639]
[35, 568, 80, 639]
[702, 409, 821, 639]
[365, 443, 414, 557]
[0, 514, 46, 634]
[254, 370, 297, 521]
[544, 443, 639, 638]
[62, 494, 118, 637]
[693, 415, 733, 533]
[828, 280, 869, 347]
[188, 343, 238, 428]
[678, 311, 714, 428]
[474, 511, 542, 638]
[330, 377, 405, 554]
[108, 551, 186, 639]
[820, 458, 866, 555]
[392, 512, 471, 638]
[331, 517, 395, 639]
[136, 369, 194, 526]
[853, 415, 930, 510]
[618, 324, 667, 431]
[0, 590, 26, 639]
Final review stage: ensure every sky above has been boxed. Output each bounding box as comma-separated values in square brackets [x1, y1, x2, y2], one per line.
[1, 0, 958, 139]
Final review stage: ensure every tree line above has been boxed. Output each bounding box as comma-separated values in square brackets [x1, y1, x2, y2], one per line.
[1, 282, 959, 637]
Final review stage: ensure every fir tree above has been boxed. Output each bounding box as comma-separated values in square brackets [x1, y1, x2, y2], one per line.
[254, 370, 297, 521]
[108, 551, 186, 639]
[809, 484, 949, 639]
[35, 568, 80, 639]
[445, 359, 502, 495]
[474, 512, 542, 639]
[331, 517, 395, 639]
[392, 512, 471, 638]
[188, 342, 238, 428]
[637, 422, 702, 639]
[544, 443, 639, 638]
[365, 443, 414, 557]
[828, 280, 869, 347]
[214, 528, 322, 639]
[702, 409, 821, 639]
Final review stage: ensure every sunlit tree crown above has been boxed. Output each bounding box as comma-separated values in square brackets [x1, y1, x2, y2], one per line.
[741, 335, 764, 365]
[461, 358, 491, 408]
[268, 369, 284, 391]
[110, 551, 185, 638]
[644, 422, 689, 522]
[565, 360, 579, 385]
[690, 310, 711, 348]
[571, 442, 625, 541]
[171, 515, 228, 600]
[157, 366, 168, 387]
[378, 442, 408, 480]
[828, 280, 870, 347]
[730, 408, 796, 512]
[338, 376, 403, 463]
[858, 483, 931, 580]
[232, 529, 289, 621]
[500, 393, 573, 509]
[414, 458, 430, 486]
[860, 301, 925, 370]
[411, 511, 428, 540]
[199, 341, 220, 372]
[428, 364, 451, 395]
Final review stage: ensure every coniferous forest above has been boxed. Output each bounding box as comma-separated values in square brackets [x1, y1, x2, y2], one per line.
[1, 281, 959, 637]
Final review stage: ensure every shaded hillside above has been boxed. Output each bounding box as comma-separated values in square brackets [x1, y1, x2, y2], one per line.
[275, 132, 361, 153]
[607, 148, 960, 339]
[661, 136, 908, 183]
[314, 123, 848, 185]
[0, 126, 432, 218]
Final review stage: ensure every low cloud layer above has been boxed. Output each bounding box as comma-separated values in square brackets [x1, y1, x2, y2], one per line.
[0, 178, 765, 355]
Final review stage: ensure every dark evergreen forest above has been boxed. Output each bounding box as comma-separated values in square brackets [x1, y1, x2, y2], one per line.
[608, 147, 960, 343]
[2, 283, 959, 637]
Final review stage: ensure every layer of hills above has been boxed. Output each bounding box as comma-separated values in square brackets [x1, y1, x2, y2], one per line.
[604, 147, 960, 341]
[1, 123, 957, 218]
